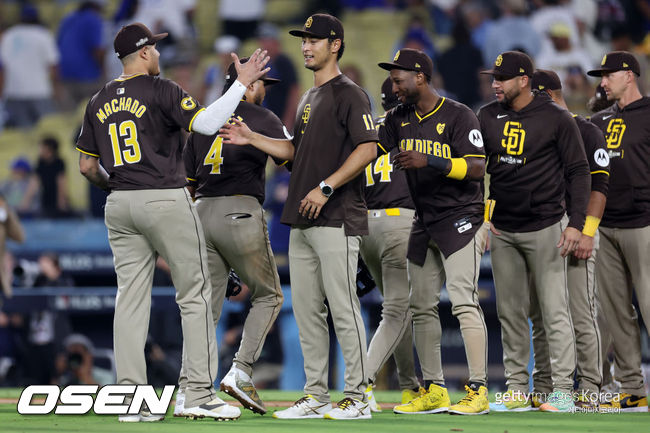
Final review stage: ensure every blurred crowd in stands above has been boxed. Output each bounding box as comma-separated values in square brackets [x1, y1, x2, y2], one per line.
[1, 0, 650, 389]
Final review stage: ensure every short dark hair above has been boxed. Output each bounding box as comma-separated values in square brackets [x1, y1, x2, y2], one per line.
[329, 38, 345, 60]
[41, 137, 59, 153]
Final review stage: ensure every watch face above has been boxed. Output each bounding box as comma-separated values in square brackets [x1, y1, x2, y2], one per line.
[321, 185, 333, 196]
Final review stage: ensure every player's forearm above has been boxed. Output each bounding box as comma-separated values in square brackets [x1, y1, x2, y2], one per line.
[426, 155, 485, 180]
[582, 191, 607, 237]
[79, 154, 110, 191]
[191, 81, 247, 135]
[585, 191, 606, 219]
[5, 206, 25, 243]
[249, 132, 295, 161]
[326, 141, 377, 189]
[566, 164, 591, 230]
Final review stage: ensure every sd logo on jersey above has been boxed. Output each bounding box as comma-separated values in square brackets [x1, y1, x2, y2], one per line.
[501, 121, 525, 155]
[605, 118, 625, 149]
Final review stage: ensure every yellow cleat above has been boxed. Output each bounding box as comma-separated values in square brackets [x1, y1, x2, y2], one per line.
[393, 383, 450, 414]
[530, 393, 545, 411]
[448, 385, 489, 415]
[501, 389, 532, 412]
[600, 393, 648, 413]
[401, 387, 426, 404]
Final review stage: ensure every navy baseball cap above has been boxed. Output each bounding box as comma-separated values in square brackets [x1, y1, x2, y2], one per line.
[532, 69, 562, 91]
[380, 76, 399, 111]
[378, 48, 433, 78]
[114, 23, 167, 59]
[481, 51, 534, 78]
[587, 51, 640, 76]
[225, 57, 280, 86]
[289, 14, 344, 40]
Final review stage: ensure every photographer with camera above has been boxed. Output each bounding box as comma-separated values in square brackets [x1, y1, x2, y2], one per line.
[57, 333, 113, 386]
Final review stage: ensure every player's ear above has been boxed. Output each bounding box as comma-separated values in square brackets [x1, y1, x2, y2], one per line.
[329, 38, 341, 54]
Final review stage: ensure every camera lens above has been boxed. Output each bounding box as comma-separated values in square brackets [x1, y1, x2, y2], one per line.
[67, 352, 83, 369]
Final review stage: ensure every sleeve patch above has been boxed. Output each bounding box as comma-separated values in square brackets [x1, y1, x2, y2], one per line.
[594, 148, 609, 167]
[181, 96, 197, 111]
[468, 129, 484, 148]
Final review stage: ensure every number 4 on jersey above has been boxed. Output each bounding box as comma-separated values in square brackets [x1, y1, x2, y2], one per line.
[365, 153, 393, 186]
[204, 136, 224, 174]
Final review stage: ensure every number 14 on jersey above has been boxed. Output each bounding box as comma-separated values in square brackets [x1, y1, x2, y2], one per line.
[365, 153, 393, 186]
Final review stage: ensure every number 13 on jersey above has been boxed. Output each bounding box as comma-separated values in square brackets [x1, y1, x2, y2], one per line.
[108, 120, 142, 166]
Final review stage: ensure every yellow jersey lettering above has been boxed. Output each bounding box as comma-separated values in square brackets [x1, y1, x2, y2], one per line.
[442, 144, 451, 159]
[96, 109, 107, 124]
[135, 105, 146, 118]
[96, 99, 147, 122]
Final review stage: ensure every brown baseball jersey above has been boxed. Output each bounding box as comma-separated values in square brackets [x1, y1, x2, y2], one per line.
[183, 101, 288, 203]
[363, 114, 414, 210]
[478, 92, 591, 232]
[76, 74, 204, 190]
[378, 97, 486, 260]
[570, 114, 609, 209]
[590, 97, 650, 228]
[280, 74, 378, 235]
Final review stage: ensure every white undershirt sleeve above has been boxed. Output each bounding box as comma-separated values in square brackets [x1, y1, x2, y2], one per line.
[190, 80, 246, 135]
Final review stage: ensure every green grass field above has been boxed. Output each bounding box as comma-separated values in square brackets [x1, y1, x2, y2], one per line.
[1, 388, 648, 433]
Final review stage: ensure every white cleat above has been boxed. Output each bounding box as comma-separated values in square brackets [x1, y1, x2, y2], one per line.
[324, 397, 371, 420]
[173, 391, 187, 417]
[220, 365, 267, 414]
[272, 395, 332, 419]
[184, 397, 241, 421]
[364, 385, 382, 413]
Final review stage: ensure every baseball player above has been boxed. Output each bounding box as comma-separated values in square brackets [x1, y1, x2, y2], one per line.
[220, 14, 378, 420]
[178, 59, 287, 416]
[529, 69, 609, 410]
[75, 22, 269, 422]
[478, 51, 590, 413]
[375, 49, 490, 416]
[588, 51, 650, 412]
[361, 77, 422, 412]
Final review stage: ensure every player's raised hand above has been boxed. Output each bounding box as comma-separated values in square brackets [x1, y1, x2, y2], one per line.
[220, 117, 253, 146]
[232, 49, 271, 87]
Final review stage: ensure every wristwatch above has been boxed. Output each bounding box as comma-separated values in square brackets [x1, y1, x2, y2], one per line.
[319, 181, 334, 198]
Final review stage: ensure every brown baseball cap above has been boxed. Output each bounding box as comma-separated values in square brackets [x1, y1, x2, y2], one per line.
[225, 57, 281, 86]
[378, 48, 433, 78]
[532, 69, 562, 91]
[587, 51, 640, 76]
[114, 22, 167, 59]
[289, 14, 344, 40]
[480, 51, 534, 78]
